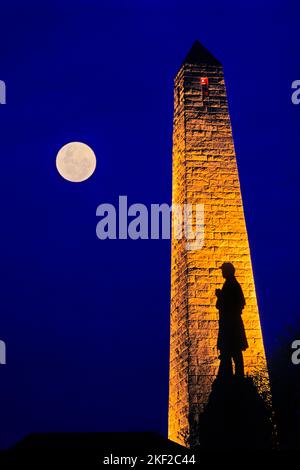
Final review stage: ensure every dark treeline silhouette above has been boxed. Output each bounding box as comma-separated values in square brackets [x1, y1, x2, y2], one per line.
[197, 377, 274, 449]
[269, 322, 300, 449]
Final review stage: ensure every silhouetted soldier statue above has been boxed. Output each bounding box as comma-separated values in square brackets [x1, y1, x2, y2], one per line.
[216, 262, 248, 379]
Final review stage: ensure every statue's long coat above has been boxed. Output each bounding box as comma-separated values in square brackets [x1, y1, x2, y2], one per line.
[216, 277, 248, 353]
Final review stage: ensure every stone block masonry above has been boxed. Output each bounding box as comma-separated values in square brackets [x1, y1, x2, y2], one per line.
[168, 41, 271, 447]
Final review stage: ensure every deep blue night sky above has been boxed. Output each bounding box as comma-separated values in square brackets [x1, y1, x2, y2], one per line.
[0, 0, 299, 449]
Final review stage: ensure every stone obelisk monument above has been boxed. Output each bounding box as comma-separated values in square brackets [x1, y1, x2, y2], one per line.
[168, 41, 271, 447]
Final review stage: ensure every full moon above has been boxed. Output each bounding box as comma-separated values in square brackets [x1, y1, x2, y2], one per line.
[56, 142, 96, 182]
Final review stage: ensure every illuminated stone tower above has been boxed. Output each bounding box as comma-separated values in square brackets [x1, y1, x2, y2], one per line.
[169, 41, 271, 447]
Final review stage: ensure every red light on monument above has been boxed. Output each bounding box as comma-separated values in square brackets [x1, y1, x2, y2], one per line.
[200, 77, 209, 86]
